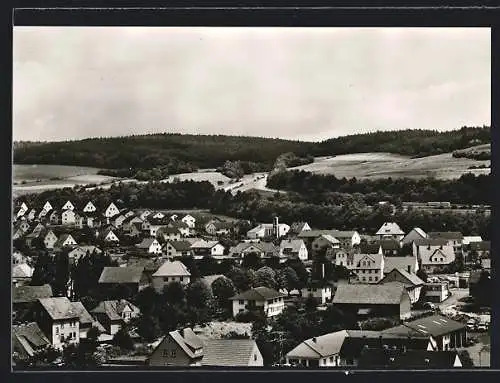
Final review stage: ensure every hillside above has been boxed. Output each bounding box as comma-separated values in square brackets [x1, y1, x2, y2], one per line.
[13, 126, 490, 177]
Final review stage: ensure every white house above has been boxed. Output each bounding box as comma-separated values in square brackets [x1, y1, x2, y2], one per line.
[230, 287, 285, 318]
[140, 210, 152, 221]
[42, 201, 53, 212]
[54, 234, 77, 249]
[164, 240, 194, 258]
[280, 239, 308, 261]
[104, 202, 120, 219]
[330, 230, 362, 248]
[152, 260, 191, 293]
[43, 230, 58, 250]
[152, 212, 166, 220]
[100, 227, 120, 243]
[379, 268, 425, 304]
[301, 283, 333, 305]
[402, 228, 428, 246]
[61, 200, 75, 211]
[190, 240, 225, 258]
[61, 210, 77, 226]
[82, 201, 97, 213]
[180, 214, 196, 229]
[137, 238, 163, 254]
[348, 253, 385, 284]
[462, 236, 483, 246]
[247, 219, 290, 239]
[376, 222, 405, 242]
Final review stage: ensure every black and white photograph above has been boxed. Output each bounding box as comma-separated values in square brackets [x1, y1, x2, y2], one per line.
[12, 25, 491, 370]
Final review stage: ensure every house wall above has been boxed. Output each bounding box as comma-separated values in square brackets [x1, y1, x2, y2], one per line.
[149, 335, 200, 367]
[211, 245, 225, 256]
[62, 211, 76, 225]
[424, 283, 451, 303]
[51, 319, 80, 349]
[110, 322, 122, 336]
[105, 204, 120, 218]
[399, 292, 412, 320]
[248, 344, 264, 366]
[263, 297, 285, 317]
[301, 287, 332, 305]
[153, 275, 190, 293]
[286, 355, 340, 367]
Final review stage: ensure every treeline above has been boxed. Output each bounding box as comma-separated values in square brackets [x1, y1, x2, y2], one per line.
[216, 160, 270, 179]
[14, 127, 490, 172]
[16, 179, 491, 240]
[267, 170, 490, 205]
[314, 126, 490, 158]
[452, 145, 491, 161]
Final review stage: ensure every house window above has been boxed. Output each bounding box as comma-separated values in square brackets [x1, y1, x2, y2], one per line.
[171, 350, 176, 358]
[164, 277, 169, 282]
[239, 300, 244, 305]
[374, 276, 378, 281]
[254, 354, 258, 361]
[60, 335, 65, 342]
[330, 356, 334, 362]
[368, 277, 372, 282]
[180, 277, 184, 282]
[55, 327, 59, 335]
[61, 323, 65, 329]
[162, 350, 169, 357]
[73, 332, 76, 338]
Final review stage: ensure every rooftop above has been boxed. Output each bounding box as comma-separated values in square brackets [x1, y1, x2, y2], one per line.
[38, 297, 80, 321]
[230, 286, 285, 301]
[152, 260, 191, 277]
[332, 284, 406, 305]
[98, 266, 145, 284]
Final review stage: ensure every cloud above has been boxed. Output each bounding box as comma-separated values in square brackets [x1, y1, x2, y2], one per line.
[13, 27, 490, 142]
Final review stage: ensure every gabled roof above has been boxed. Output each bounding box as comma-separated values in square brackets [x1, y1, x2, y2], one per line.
[318, 234, 341, 245]
[287, 330, 349, 359]
[329, 230, 358, 238]
[462, 236, 483, 245]
[202, 339, 260, 366]
[403, 315, 466, 337]
[91, 299, 140, 322]
[280, 239, 306, 252]
[166, 240, 193, 251]
[289, 222, 310, 234]
[13, 284, 53, 304]
[427, 232, 464, 241]
[380, 268, 424, 287]
[420, 246, 455, 265]
[352, 253, 384, 270]
[137, 238, 159, 249]
[98, 266, 145, 284]
[54, 233, 75, 248]
[332, 284, 406, 305]
[152, 260, 191, 277]
[38, 297, 80, 321]
[383, 257, 417, 274]
[12, 322, 51, 359]
[230, 241, 278, 256]
[71, 301, 94, 325]
[376, 222, 404, 236]
[167, 328, 204, 359]
[230, 286, 285, 301]
[414, 238, 449, 247]
[190, 240, 220, 249]
[158, 226, 181, 235]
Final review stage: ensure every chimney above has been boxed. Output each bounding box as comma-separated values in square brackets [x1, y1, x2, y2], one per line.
[407, 265, 411, 273]
[312, 337, 317, 343]
[273, 216, 279, 239]
[322, 263, 325, 279]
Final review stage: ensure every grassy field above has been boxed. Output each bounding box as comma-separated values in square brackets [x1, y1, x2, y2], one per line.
[290, 152, 490, 180]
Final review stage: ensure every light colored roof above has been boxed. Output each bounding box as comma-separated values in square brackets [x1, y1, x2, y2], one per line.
[190, 240, 220, 249]
[152, 260, 191, 277]
[71, 302, 94, 325]
[320, 234, 341, 244]
[419, 246, 456, 266]
[91, 299, 140, 321]
[280, 239, 305, 252]
[38, 297, 80, 321]
[462, 236, 483, 245]
[413, 228, 427, 238]
[202, 339, 260, 366]
[12, 322, 51, 359]
[99, 266, 145, 284]
[332, 284, 406, 305]
[383, 257, 417, 274]
[137, 238, 158, 249]
[167, 328, 204, 359]
[12, 263, 34, 278]
[287, 330, 349, 359]
[376, 222, 405, 236]
[230, 286, 285, 301]
[380, 268, 424, 287]
[13, 284, 53, 304]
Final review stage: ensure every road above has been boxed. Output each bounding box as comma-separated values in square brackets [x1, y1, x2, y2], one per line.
[438, 288, 469, 312]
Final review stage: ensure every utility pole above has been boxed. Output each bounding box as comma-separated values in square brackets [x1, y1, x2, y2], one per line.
[270, 331, 287, 365]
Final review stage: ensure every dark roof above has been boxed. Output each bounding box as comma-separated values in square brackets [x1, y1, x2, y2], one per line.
[383, 257, 417, 274]
[230, 287, 285, 301]
[332, 284, 406, 305]
[413, 238, 449, 247]
[380, 269, 424, 287]
[289, 222, 310, 234]
[403, 315, 466, 337]
[12, 322, 51, 359]
[13, 284, 53, 304]
[427, 232, 464, 241]
[202, 339, 259, 366]
[136, 238, 158, 249]
[159, 227, 181, 235]
[98, 266, 145, 284]
[379, 239, 401, 251]
[469, 241, 491, 251]
[91, 299, 140, 322]
[167, 240, 193, 251]
[359, 243, 381, 254]
[71, 302, 94, 325]
[358, 349, 462, 369]
[38, 297, 80, 321]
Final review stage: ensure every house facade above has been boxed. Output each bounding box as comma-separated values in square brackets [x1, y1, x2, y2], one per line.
[61, 210, 77, 226]
[43, 230, 58, 249]
[152, 261, 191, 293]
[376, 222, 405, 242]
[230, 287, 285, 318]
[379, 269, 424, 304]
[423, 282, 451, 303]
[280, 239, 308, 261]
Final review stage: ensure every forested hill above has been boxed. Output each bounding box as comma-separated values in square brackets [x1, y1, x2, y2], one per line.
[13, 126, 490, 170]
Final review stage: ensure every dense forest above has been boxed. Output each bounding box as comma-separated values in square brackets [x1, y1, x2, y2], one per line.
[267, 170, 491, 205]
[14, 127, 490, 177]
[15, 180, 491, 240]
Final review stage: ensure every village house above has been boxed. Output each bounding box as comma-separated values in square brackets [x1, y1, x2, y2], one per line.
[379, 269, 425, 304]
[82, 201, 97, 213]
[247, 219, 290, 240]
[12, 249, 28, 265]
[423, 282, 451, 303]
[230, 286, 285, 318]
[378, 239, 401, 256]
[169, 221, 191, 237]
[427, 232, 464, 254]
[98, 266, 150, 295]
[91, 299, 140, 336]
[12, 322, 52, 364]
[205, 221, 234, 236]
[34, 297, 80, 350]
[68, 245, 102, 264]
[229, 241, 279, 261]
[376, 222, 405, 242]
[61, 209, 78, 226]
[99, 227, 120, 243]
[70, 302, 95, 339]
[43, 230, 58, 249]
[416, 243, 456, 273]
[152, 260, 191, 293]
[311, 234, 341, 254]
[12, 263, 34, 287]
[383, 254, 419, 275]
[301, 282, 333, 305]
[465, 241, 490, 261]
[402, 315, 467, 351]
[38, 208, 50, 220]
[181, 214, 196, 229]
[42, 201, 53, 212]
[330, 230, 362, 248]
[148, 328, 264, 367]
[157, 227, 182, 242]
[152, 211, 166, 220]
[289, 221, 312, 236]
[332, 283, 411, 320]
[136, 238, 163, 255]
[13, 284, 53, 322]
[462, 235, 483, 246]
[140, 210, 152, 221]
[190, 240, 225, 258]
[54, 233, 77, 250]
[49, 210, 60, 225]
[122, 216, 144, 234]
[27, 209, 37, 221]
[279, 239, 308, 261]
[164, 240, 195, 258]
[113, 214, 129, 229]
[149, 220, 167, 237]
[349, 253, 385, 284]
[62, 200, 75, 211]
[104, 202, 120, 220]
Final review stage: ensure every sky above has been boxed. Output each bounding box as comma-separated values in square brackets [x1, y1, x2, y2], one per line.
[13, 27, 491, 142]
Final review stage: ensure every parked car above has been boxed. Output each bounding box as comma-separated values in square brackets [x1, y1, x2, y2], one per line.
[423, 302, 436, 310]
[477, 323, 488, 332]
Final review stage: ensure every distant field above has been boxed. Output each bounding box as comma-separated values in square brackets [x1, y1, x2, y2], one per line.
[290, 152, 490, 179]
